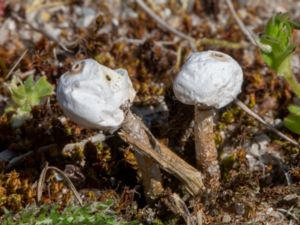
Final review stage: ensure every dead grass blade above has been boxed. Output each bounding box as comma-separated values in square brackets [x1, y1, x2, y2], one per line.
[37, 162, 83, 206]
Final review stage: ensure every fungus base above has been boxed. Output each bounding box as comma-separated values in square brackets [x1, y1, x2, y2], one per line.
[194, 106, 220, 192]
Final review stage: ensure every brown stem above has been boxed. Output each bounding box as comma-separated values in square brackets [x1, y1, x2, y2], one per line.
[194, 106, 220, 192]
[119, 130, 204, 196]
[121, 110, 164, 199]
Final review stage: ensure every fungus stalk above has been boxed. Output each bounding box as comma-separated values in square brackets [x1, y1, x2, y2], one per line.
[194, 107, 219, 190]
[121, 110, 163, 198]
[119, 129, 205, 196]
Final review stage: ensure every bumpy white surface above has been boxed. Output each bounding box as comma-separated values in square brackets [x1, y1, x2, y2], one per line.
[56, 59, 136, 131]
[173, 51, 243, 109]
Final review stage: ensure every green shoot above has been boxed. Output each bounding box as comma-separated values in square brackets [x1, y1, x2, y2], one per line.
[284, 105, 300, 134]
[259, 13, 300, 135]
[5, 75, 54, 128]
[259, 13, 300, 96]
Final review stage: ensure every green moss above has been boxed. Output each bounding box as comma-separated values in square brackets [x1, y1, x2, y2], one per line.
[1, 201, 138, 225]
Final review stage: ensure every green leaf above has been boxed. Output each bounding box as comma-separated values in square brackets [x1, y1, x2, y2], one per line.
[23, 75, 35, 92]
[284, 114, 300, 134]
[10, 85, 26, 104]
[34, 76, 54, 97]
[287, 104, 300, 115]
[259, 13, 300, 74]
[4, 75, 54, 128]
[260, 13, 300, 98]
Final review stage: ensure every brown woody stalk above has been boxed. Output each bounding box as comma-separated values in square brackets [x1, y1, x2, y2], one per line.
[121, 110, 164, 199]
[119, 116, 204, 196]
[194, 107, 220, 192]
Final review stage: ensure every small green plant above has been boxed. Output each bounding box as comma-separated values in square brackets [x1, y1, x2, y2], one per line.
[259, 13, 300, 134]
[5, 75, 54, 128]
[0, 201, 138, 225]
[283, 105, 300, 134]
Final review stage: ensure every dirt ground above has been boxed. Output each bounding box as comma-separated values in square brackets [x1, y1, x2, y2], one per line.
[0, 0, 300, 224]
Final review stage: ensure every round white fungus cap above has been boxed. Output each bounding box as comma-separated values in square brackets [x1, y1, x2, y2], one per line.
[173, 51, 243, 109]
[56, 59, 136, 131]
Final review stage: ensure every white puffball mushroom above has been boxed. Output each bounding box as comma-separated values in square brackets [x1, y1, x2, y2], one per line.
[173, 50, 243, 109]
[56, 59, 136, 131]
[56, 59, 163, 199]
[173, 50, 243, 193]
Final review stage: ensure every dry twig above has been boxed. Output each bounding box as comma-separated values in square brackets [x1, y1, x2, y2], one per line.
[5, 49, 28, 80]
[5, 133, 106, 171]
[225, 0, 271, 52]
[5, 144, 57, 171]
[197, 38, 248, 49]
[11, 13, 72, 53]
[235, 99, 299, 147]
[135, 0, 196, 51]
[62, 133, 106, 155]
[224, 0, 256, 45]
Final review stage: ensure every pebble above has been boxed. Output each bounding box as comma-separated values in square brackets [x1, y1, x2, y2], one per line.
[222, 213, 231, 223]
[234, 202, 246, 215]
